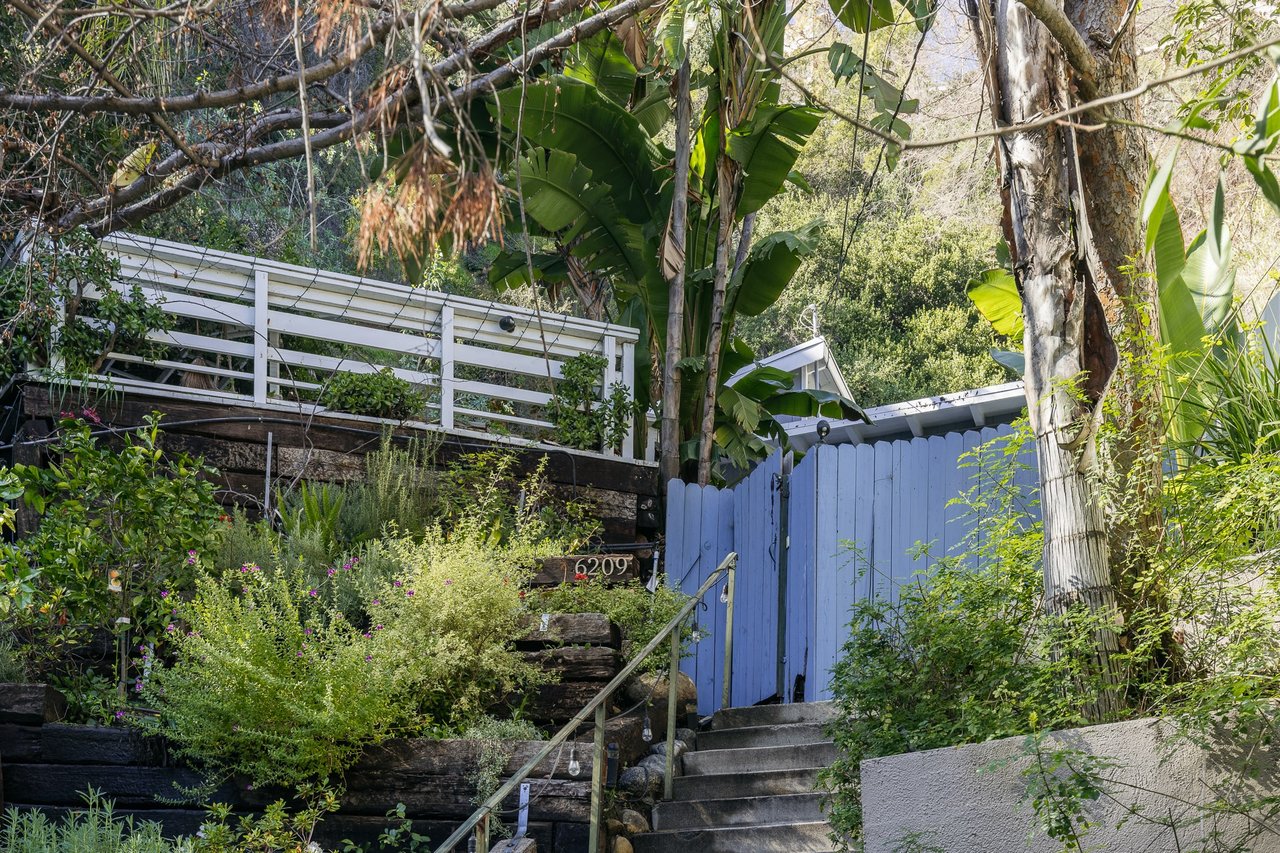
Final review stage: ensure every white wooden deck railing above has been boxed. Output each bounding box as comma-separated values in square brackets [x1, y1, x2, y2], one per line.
[53, 233, 645, 461]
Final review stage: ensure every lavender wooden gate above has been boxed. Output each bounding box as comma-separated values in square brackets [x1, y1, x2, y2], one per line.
[665, 424, 1039, 714]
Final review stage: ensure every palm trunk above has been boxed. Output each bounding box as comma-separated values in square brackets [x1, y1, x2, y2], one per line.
[696, 159, 736, 486]
[660, 59, 692, 485]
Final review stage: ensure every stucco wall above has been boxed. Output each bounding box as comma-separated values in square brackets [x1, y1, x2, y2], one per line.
[860, 716, 1280, 852]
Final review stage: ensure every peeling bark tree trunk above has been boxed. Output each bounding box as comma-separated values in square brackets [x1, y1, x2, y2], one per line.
[970, 0, 1153, 720]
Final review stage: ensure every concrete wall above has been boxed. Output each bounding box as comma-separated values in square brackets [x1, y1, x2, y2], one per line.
[861, 716, 1280, 853]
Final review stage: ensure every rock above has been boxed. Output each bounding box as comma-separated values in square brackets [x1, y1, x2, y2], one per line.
[612, 837, 634, 853]
[607, 818, 625, 835]
[638, 754, 666, 773]
[619, 808, 650, 835]
[647, 739, 687, 759]
[675, 727, 697, 746]
[623, 672, 697, 722]
[618, 766, 659, 796]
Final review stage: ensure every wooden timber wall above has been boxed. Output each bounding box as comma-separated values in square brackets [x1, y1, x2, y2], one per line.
[0, 615, 648, 853]
[12, 382, 661, 543]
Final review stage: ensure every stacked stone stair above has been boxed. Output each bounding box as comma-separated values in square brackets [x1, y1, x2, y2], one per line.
[632, 701, 840, 853]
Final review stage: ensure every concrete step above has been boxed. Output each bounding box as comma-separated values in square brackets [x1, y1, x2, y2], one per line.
[698, 721, 829, 751]
[711, 701, 836, 731]
[683, 741, 839, 776]
[632, 820, 835, 853]
[652, 793, 827, 830]
[672, 766, 823, 800]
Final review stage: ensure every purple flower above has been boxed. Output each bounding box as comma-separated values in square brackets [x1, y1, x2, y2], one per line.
[393, 580, 403, 588]
[444, 579, 454, 586]
[296, 651, 304, 657]
[165, 624, 176, 633]
[363, 632, 372, 639]
[327, 568, 336, 577]
[309, 589, 318, 598]
[186, 550, 197, 565]
[374, 624, 383, 631]
[305, 628, 313, 635]
[365, 654, 373, 662]
[114, 710, 125, 720]
[160, 590, 170, 599]
[406, 590, 415, 597]
[371, 599, 381, 606]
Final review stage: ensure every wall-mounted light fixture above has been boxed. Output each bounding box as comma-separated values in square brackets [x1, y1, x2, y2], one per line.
[816, 420, 831, 443]
[498, 315, 517, 332]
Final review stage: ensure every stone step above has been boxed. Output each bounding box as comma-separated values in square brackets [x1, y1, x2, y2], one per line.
[631, 820, 835, 853]
[652, 793, 827, 831]
[710, 701, 836, 731]
[672, 767, 823, 801]
[684, 741, 839, 776]
[698, 721, 829, 751]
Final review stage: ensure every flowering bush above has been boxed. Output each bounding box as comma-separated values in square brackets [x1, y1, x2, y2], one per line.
[148, 503, 563, 788]
[144, 560, 418, 788]
[371, 517, 554, 726]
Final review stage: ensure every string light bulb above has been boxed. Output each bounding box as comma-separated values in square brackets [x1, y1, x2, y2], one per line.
[720, 584, 729, 604]
[567, 745, 581, 777]
[642, 707, 653, 743]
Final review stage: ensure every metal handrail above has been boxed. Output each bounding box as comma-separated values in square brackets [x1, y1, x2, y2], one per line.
[434, 552, 739, 853]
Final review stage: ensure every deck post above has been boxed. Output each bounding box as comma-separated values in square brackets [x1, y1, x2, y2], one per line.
[601, 335, 618, 457]
[621, 340, 636, 460]
[440, 304, 455, 430]
[253, 269, 269, 405]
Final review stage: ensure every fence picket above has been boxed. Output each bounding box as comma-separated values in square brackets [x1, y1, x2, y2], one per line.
[665, 423, 1041, 711]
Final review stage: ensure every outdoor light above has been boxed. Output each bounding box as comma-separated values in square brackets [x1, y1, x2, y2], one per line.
[816, 420, 831, 443]
[642, 706, 653, 743]
[606, 742, 620, 787]
[720, 584, 729, 604]
[567, 745, 581, 777]
[498, 315, 517, 332]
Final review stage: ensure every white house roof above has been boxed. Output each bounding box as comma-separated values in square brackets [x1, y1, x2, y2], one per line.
[727, 336, 853, 400]
[782, 381, 1027, 452]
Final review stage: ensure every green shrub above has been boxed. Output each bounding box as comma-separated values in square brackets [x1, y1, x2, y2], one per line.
[144, 560, 421, 788]
[820, 425, 1108, 845]
[546, 353, 640, 453]
[436, 449, 599, 550]
[0, 790, 171, 853]
[0, 228, 172, 376]
[0, 416, 221, 700]
[529, 577, 690, 671]
[372, 520, 552, 727]
[320, 368, 425, 420]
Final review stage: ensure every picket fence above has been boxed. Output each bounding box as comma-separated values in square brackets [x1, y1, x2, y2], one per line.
[665, 423, 1040, 715]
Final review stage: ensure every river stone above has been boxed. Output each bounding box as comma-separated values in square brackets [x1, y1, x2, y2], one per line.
[623, 672, 697, 718]
[619, 808, 650, 835]
[618, 766, 659, 796]
[612, 837, 634, 853]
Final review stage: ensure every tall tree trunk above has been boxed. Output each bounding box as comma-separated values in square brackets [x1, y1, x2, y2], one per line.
[969, 0, 1153, 719]
[696, 158, 737, 486]
[660, 59, 693, 485]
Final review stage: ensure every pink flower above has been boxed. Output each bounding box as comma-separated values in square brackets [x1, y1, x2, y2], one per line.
[82, 406, 101, 425]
